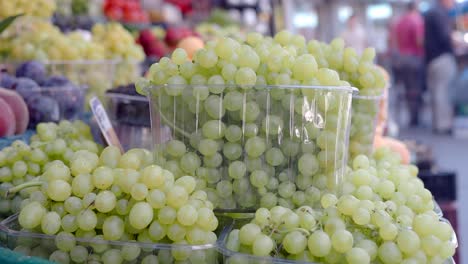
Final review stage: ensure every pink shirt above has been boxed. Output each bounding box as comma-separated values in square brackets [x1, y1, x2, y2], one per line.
[395, 12, 424, 57]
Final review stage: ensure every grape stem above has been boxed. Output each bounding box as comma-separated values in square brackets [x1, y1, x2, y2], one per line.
[158, 112, 190, 138]
[277, 227, 311, 236]
[7, 181, 42, 196]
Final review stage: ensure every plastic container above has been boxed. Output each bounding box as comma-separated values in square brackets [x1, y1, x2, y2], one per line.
[147, 84, 355, 211]
[105, 92, 152, 151]
[218, 217, 315, 264]
[218, 217, 457, 264]
[348, 92, 384, 160]
[0, 214, 225, 264]
[19, 85, 88, 128]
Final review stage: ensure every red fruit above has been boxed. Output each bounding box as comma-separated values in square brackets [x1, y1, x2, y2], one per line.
[0, 97, 16, 137]
[165, 27, 194, 47]
[147, 39, 169, 58]
[0, 88, 29, 134]
[106, 7, 123, 20]
[137, 29, 156, 47]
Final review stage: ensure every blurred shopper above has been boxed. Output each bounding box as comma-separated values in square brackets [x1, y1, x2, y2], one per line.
[341, 14, 367, 55]
[424, 0, 457, 134]
[394, 2, 425, 126]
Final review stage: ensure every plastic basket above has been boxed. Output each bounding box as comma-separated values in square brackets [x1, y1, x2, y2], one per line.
[348, 92, 384, 160]
[147, 84, 355, 211]
[0, 214, 227, 264]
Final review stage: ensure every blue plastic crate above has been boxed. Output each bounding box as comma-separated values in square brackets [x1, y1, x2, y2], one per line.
[0, 130, 35, 150]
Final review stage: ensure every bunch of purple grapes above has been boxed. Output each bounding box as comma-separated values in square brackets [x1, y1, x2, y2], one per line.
[0, 61, 86, 127]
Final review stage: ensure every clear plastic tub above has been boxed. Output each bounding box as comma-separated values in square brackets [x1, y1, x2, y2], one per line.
[348, 92, 384, 160]
[147, 84, 355, 211]
[106, 93, 152, 151]
[0, 214, 225, 264]
[19, 85, 88, 128]
[218, 218, 315, 264]
[218, 217, 457, 264]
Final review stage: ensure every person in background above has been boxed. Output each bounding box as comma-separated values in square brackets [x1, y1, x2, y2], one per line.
[424, 0, 457, 134]
[341, 14, 367, 55]
[394, 2, 425, 127]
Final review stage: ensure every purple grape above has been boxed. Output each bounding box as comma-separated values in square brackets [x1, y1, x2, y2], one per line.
[15, 61, 47, 84]
[26, 95, 60, 127]
[40, 75, 70, 87]
[0, 73, 16, 89]
[12, 78, 39, 98]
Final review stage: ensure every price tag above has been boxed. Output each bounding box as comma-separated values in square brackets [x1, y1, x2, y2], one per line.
[89, 96, 123, 153]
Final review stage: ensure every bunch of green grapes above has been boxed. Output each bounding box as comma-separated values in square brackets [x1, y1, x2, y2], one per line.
[224, 150, 457, 263]
[195, 23, 245, 42]
[306, 38, 386, 159]
[0, 0, 56, 19]
[92, 23, 145, 86]
[7, 143, 219, 263]
[0, 121, 98, 221]
[139, 30, 355, 211]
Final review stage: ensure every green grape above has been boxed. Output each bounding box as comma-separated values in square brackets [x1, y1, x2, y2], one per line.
[47, 180, 72, 202]
[41, 211, 61, 235]
[70, 245, 88, 263]
[378, 241, 402, 264]
[71, 173, 94, 198]
[346, 247, 370, 264]
[91, 166, 114, 190]
[77, 209, 97, 231]
[95, 190, 116, 213]
[102, 249, 123, 264]
[49, 250, 70, 264]
[102, 215, 124, 240]
[130, 183, 148, 201]
[228, 161, 247, 179]
[283, 231, 307, 254]
[61, 214, 78, 232]
[19, 201, 46, 229]
[331, 229, 353, 253]
[129, 202, 153, 229]
[244, 137, 266, 158]
[308, 230, 331, 257]
[140, 165, 165, 189]
[252, 233, 274, 256]
[239, 223, 261, 246]
[55, 232, 76, 252]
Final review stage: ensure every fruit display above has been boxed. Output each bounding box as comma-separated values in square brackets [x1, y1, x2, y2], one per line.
[138, 30, 361, 211]
[92, 23, 145, 86]
[0, 121, 97, 220]
[0, 119, 221, 263]
[0, 61, 86, 128]
[2, 19, 144, 98]
[222, 150, 458, 263]
[103, 0, 150, 24]
[0, 0, 56, 19]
